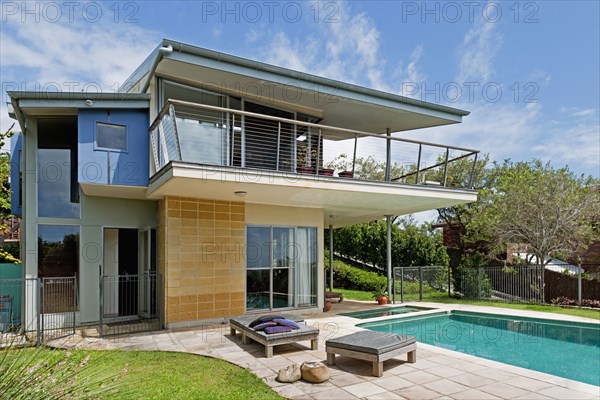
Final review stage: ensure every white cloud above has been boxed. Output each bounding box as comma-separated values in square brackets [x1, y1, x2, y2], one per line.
[560, 107, 597, 118]
[255, 0, 423, 93]
[0, 16, 161, 136]
[573, 109, 596, 118]
[245, 27, 264, 43]
[406, 45, 426, 84]
[455, 13, 502, 83]
[531, 121, 600, 170]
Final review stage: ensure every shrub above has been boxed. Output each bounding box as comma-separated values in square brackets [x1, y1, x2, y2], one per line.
[455, 253, 492, 299]
[551, 296, 600, 308]
[326, 258, 387, 292]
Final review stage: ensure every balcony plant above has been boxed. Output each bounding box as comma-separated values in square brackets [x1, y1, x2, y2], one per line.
[296, 148, 315, 174]
[372, 287, 389, 305]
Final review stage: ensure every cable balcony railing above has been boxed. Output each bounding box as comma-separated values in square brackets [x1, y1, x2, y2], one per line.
[150, 99, 480, 189]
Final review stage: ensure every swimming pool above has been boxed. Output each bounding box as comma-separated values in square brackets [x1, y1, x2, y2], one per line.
[358, 311, 600, 386]
[341, 306, 434, 319]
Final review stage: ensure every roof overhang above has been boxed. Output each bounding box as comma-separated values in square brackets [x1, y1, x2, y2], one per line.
[146, 163, 477, 228]
[80, 183, 148, 200]
[7, 92, 150, 131]
[126, 39, 469, 134]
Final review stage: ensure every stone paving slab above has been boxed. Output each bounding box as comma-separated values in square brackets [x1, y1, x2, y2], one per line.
[47, 301, 599, 399]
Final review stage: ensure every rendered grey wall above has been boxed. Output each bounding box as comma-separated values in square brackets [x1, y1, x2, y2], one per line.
[79, 194, 157, 323]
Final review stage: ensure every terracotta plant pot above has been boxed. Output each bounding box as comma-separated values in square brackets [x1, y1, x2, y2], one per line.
[338, 171, 354, 178]
[377, 296, 388, 305]
[297, 166, 314, 174]
[324, 301, 332, 312]
[318, 168, 334, 176]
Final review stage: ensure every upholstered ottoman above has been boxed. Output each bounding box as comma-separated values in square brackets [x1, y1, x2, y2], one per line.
[326, 330, 417, 377]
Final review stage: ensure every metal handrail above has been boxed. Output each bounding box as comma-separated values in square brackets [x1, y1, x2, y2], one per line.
[150, 99, 480, 153]
[149, 99, 481, 188]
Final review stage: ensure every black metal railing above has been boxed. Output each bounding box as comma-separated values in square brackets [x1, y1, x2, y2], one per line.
[98, 266, 162, 337]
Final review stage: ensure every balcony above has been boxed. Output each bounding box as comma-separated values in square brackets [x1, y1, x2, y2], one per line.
[150, 99, 480, 187]
[148, 99, 479, 226]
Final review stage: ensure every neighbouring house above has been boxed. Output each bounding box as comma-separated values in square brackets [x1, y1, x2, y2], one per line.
[8, 39, 478, 332]
[0, 216, 20, 245]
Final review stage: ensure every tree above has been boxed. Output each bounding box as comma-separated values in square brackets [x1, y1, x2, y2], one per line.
[326, 153, 405, 181]
[332, 221, 449, 270]
[434, 154, 495, 267]
[473, 160, 599, 267]
[0, 123, 20, 263]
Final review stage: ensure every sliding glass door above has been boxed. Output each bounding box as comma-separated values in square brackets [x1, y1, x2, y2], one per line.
[246, 226, 317, 312]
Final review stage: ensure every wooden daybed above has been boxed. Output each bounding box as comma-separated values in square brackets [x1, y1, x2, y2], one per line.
[229, 315, 319, 358]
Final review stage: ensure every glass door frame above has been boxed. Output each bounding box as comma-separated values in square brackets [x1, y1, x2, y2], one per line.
[245, 224, 317, 313]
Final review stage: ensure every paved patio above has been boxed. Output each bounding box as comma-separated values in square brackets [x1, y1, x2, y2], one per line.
[51, 301, 599, 399]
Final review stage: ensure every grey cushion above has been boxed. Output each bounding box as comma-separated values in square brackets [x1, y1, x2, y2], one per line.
[326, 331, 416, 355]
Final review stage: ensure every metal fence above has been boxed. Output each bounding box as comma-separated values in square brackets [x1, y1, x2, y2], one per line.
[39, 277, 78, 341]
[99, 270, 162, 337]
[392, 264, 600, 306]
[456, 265, 544, 303]
[392, 266, 451, 303]
[0, 276, 77, 344]
[454, 264, 600, 304]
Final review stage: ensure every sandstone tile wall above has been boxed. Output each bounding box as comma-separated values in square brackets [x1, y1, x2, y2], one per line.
[158, 196, 245, 325]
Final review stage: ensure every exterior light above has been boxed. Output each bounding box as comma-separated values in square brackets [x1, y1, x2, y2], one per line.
[234, 191, 247, 197]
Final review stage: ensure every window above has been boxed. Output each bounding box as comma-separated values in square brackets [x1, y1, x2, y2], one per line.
[96, 122, 127, 152]
[38, 149, 79, 218]
[37, 117, 79, 218]
[246, 225, 317, 311]
[38, 225, 79, 278]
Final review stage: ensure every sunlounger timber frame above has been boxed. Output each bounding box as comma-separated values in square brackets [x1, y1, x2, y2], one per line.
[229, 315, 319, 358]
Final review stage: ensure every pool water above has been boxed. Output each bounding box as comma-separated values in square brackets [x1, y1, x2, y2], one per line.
[341, 306, 434, 319]
[358, 311, 600, 386]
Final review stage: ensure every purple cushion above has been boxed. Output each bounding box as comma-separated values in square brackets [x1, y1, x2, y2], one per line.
[264, 326, 292, 334]
[253, 321, 277, 331]
[273, 318, 301, 329]
[248, 315, 285, 328]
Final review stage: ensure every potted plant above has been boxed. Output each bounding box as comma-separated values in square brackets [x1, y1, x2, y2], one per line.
[318, 167, 335, 176]
[338, 170, 354, 178]
[297, 148, 316, 174]
[372, 287, 389, 305]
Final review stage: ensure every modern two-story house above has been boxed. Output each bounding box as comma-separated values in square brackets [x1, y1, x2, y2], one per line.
[8, 39, 478, 333]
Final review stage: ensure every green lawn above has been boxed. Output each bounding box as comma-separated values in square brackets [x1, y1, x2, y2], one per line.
[337, 288, 600, 321]
[1, 348, 283, 400]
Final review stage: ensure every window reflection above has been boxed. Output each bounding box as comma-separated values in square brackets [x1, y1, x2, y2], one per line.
[246, 226, 317, 310]
[38, 149, 80, 218]
[38, 225, 79, 278]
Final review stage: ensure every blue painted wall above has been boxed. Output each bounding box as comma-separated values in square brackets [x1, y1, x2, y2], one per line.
[78, 108, 149, 187]
[10, 133, 22, 216]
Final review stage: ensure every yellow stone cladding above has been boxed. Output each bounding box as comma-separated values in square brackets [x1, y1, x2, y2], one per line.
[158, 196, 246, 323]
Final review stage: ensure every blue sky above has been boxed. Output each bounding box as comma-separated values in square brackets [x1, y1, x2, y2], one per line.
[1, 0, 598, 178]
